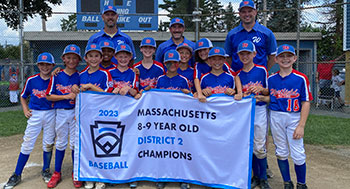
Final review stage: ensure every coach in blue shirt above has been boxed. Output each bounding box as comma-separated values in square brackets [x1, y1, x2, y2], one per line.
[155, 17, 195, 66]
[225, 0, 277, 72]
[88, 5, 136, 65]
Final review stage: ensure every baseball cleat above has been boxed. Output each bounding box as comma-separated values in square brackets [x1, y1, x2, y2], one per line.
[3, 173, 21, 189]
[260, 179, 271, 189]
[297, 183, 308, 189]
[284, 181, 294, 189]
[47, 171, 61, 188]
[41, 168, 52, 183]
[251, 176, 260, 188]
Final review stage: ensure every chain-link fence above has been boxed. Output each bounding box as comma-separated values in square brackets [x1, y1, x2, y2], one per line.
[0, 0, 349, 115]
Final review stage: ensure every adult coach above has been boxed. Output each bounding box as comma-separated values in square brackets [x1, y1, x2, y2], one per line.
[88, 5, 136, 64]
[155, 17, 195, 65]
[225, 0, 277, 71]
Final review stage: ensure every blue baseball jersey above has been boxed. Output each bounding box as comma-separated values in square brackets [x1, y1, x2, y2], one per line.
[194, 61, 231, 79]
[21, 74, 54, 110]
[268, 70, 313, 112]
[177, 67, 194, 92]
[109, 67, 138, 90]
[200, 72, 235, 94]
[133, 60, 165, 90]
[225, 21, 277, 71]
[155, 37, 195, 66]
[79, 68, 113, 92]
[156, 74, 190, 91]
[88, 29, 136, 63]
[237, 64, 268, 106]
[100, 62, 118, 70]
[46, 70, 80, 109]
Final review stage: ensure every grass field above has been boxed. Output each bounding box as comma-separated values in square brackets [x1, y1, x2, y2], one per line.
[0, 111, 349, 145]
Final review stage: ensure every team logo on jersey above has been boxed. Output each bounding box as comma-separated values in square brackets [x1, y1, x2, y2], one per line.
[252, 36, 261, 43]
[56, 84, 72, 94]
[90, 121, 125, 157]
[114, 81, 132, 89]
[198, 42, 203, 46]
[270, 88, 300, 98]
[210, 86, 228, 94]
[214, 49, 220, 53]
[117, 40, 124, 45]
[242, 81, 262, 93]
[140, 78, 156, 88]
[32, 89, 47, 98]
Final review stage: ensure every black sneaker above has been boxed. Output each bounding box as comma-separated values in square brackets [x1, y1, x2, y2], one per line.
[260, 179, 271, 189]
[41, 168, 52, 183]
[180, 182, 190, 189]
[297, 183, 308, 189]
[3, 173, 21, 189]
[251, 176, 260, 189]
[284, 181, 294, 189]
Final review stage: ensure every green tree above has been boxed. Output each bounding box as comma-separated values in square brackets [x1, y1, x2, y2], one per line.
[61, 13, 77, 31]
[201, 0, 225, 32]
[223, 2, 239, 31]
[0, 0, 62, 30]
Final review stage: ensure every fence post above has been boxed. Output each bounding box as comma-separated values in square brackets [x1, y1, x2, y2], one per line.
[19, 0, 24, 89]
[345, 51, 350, 105]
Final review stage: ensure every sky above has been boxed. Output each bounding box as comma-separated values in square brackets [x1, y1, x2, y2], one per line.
[0, 0, 326, 46]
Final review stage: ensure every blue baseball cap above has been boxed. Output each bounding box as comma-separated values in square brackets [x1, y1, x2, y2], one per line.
[102, 5, 117, 14]
[169, 17, 185, 27]
[62, 44, 82, 60]
[115, 43, 133, 55]
[85, 43, 102, 56]
[237, 40, 256, 53]
[37, 52, 55, 64]
[208, 47, 226, 58]
[239, 0, 256, 11]
[195, 38, 213, 52]
[176, 42, 193, 53]
[99, 40, 115, 51]
[140, 37, 156, 48]
[276, 44, 296, 56]
[164, 50, 180, 63]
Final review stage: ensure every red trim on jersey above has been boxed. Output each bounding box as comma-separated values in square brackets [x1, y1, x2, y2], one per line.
[21, 74, 40, 97]
[292, 69, 313, 101]
[46, 76, 55, 95]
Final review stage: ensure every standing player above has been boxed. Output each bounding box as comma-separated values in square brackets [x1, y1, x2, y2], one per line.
[258, 44, 312, 189]
[176, 42, 195, 92]
[99, 39, 117, 70]
[200, 47, 242, 100]
[45, 44, 82, 188]
[155, 17, 195, 66]
[225, 0, 277, 71]
[9, 66, 19, 104]
[110, 43, 139, 99]
[235, 40, 270, 189]
[4, 53, 56, 189]
[133, 37, 165, 92]
[88, 5, 136, 65]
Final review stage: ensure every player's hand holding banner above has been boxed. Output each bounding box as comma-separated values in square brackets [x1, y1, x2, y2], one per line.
[74, 90, 255, 189]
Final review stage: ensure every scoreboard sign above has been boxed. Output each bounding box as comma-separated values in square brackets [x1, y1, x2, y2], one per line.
[344, 0, 350, 50]
[77, 0, 158, 30]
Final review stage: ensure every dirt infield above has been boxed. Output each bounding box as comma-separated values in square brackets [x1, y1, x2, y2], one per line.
[0, 134, 349, 189]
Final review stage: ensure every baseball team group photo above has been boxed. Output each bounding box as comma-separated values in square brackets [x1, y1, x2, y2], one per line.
[0, 0, 349, 189]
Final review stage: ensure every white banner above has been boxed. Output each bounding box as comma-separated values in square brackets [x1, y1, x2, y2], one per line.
[74, 90, 255, 189]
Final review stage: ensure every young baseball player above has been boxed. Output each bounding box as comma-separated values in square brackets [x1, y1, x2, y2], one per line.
[133, 37, 165, 92]
[176, 42, 195, 92]
[4, 53, 56, 189]
[156, 49, 191, 94]
[235, 40, 270, 189]
[9, 66, 19, 104]
[331, 69, 345, 107]
[200, 47, 242, 100]
[110, 43, 140, 99]
[45, 44, 82, 188]
[99, 39, 117, 70]
[261, 44, 312, 189]
[193, 38, 231, 102]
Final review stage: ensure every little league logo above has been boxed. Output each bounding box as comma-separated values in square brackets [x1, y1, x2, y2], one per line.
[168, 53, 174, 58]
[283, 45, 290, 50]
[214, 49, 220, 53]
[104, 42, 110, 46]
[121, 45, 126, 49]
[91, 44, 96, 48]
[42, 55, 47, 60]
[198, 42, 203, 46]
[70, 46, 76, 51]
[90, 121, 125, 158]
[176, 18, 180, 22]
[244, 1, 249, 5]
[242, 43, 248, 48]
[146, 39, 151, 44]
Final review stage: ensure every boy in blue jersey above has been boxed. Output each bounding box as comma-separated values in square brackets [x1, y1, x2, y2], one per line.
[200, 47, 242, 100]
[257, 44, 312, 189]
[110, 43, 140, 99]
[176, 42, 195, 92]
[45, 45, 83, 188]
[133, 37, 165, 92]
[4, 53, 56, 189]
[156, 50, 191, 94]
[235, 40, 270, 189]
[99, 39, 117, 70]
